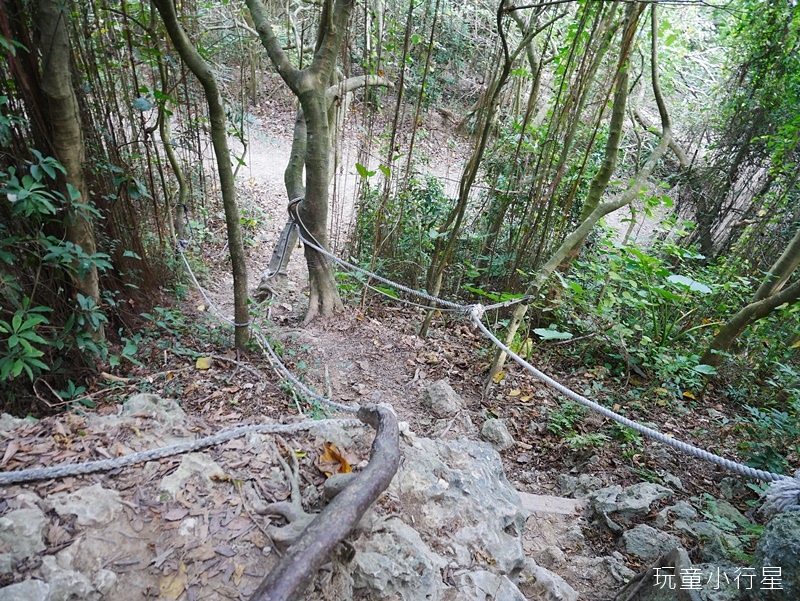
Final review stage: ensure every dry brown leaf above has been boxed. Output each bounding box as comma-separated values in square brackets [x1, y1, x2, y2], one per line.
[159, 562, 188, 600]
[316, 441, 352, 477]
[188, 544, 216, 562]
[0, 441, 20, 467]
[163, 507, 190, 521]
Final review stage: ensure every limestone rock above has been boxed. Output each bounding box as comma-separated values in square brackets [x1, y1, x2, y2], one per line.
[0, 579, 49, 601]
[616, 483, 673, 519]
[750, 511, 800, 601]
[45, 484, 122, 528]
[589, 485, 623, 514]
[655, 501, 698, 528]
[0, 507, 47, 565]
[623, 525, 683, 561]
[517, 558, 578, 601]
[616, 547, 742, 601]
[457, 570, 527, 601]
[92, 569, 117, 596]
[421, 379, 466, 417]
[0, 413, 36, 432]
[122, 393, 185, 424]
[352, 518, 447, 601]
[308, 420, 367, 448]
[674, 521, 741, 562]
[390, 437, 527, 576]
[45, 567, 98, 601]
[575, 474, 604, 497]
[480, 418, 514, 452]
[719, 477, 748, 500]
[159, 452, 225, 496]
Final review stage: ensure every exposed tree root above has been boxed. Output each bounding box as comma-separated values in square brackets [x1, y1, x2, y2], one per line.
[249, 404, 399, 601]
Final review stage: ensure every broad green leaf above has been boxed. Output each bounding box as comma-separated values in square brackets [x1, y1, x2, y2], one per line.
[134, 97, 154, 112]
[355, 163, 376, 179]
[693, 364, 717, 375]
[666, 274, 712, 294]
[533, 328, 573, 341]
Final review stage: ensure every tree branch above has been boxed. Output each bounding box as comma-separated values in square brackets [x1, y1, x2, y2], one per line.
[245, 0, 301, 87]
[325, 75, 394, 106]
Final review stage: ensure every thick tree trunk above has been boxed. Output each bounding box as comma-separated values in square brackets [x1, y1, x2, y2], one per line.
[248, 0, 359, 322]
[154, 0, 250, 348]
[37, 0, 104, 343]
[257, 74, 392, 298]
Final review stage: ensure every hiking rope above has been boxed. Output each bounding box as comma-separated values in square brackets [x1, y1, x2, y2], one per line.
[252, 329, 360, 415]
[467, 304, 791, 484]
[178, 248, 252, 327]
[291, 207, 465, 311]
[0, 418, 362, 486]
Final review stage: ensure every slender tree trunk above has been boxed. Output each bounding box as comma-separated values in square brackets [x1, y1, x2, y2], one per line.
[486, 2, 670, 388]
[420, 0, 538, 337]
[559, 66, 629, 269]
[37, 0, 104, 342]
[753, 225, 800, 302]
[153, 0, 250, 347]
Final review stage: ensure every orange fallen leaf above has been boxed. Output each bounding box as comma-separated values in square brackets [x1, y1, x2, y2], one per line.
[316, 441, 352, 477]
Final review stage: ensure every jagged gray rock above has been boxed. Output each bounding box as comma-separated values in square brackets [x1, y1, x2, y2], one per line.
[392, 437, 526, 576]
[655, 501, 698, 528]
[0, 579, 49, 601]
[421, 379, 466, 417]
[719, 477, 748, 500]
[159, 452, 225, 496]
[351, 518, 447, 600]
[122, 392, 186, 424]
[39, 556, 99, 601]
[616, 547, 743, 601]
[750, 511, 800, 601]
[480, 418, 514, 451]
[457, 570, 527, 601]
[615, 483, 673, 520]
[589, 485, 623, 514]
[45, 483, 122, 527]
[0, 507, 47, 572]
[623, 525, 683, 561]
[518, 558, 579, 601]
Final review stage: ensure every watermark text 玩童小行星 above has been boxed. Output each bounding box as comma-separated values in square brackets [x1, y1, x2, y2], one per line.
[653, 566, 783, 590]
